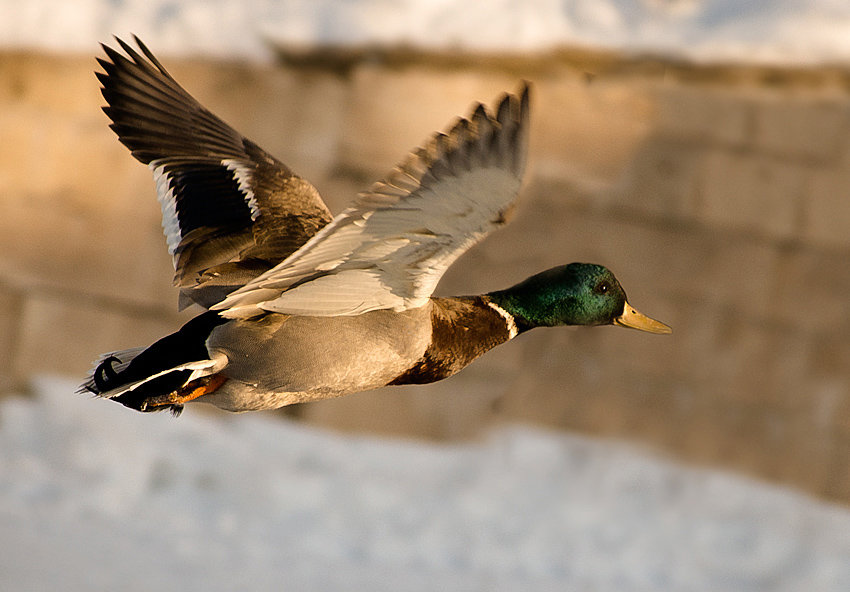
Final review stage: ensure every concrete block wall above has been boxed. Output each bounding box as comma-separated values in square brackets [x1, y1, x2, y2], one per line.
[2, 48, 850, 502]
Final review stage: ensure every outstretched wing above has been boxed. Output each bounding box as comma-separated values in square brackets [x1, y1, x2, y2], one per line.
[97, 36, 334, 309]
[214, 84, 530, 319]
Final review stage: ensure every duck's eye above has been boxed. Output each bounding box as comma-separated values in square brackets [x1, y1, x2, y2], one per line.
[594, 281, 610, 295]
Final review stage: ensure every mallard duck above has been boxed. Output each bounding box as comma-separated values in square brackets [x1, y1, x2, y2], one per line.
[82, 36, 671, 415]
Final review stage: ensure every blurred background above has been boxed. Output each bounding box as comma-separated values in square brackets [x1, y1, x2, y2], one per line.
[3, 1, 850, 589]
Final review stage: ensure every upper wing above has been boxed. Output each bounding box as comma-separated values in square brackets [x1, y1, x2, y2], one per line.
[97, 36, 334, 309]
[214, 84, 530, 319]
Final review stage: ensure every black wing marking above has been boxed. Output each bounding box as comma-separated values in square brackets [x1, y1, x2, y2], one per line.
[97, 36, 334, 309]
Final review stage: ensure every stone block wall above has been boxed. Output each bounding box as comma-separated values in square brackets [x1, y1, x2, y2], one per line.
[2, 48, 850, 501]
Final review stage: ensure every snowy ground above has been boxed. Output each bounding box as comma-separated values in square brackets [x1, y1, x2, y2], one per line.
[2, 0, 850, 65]
[2, 376, 850, 591]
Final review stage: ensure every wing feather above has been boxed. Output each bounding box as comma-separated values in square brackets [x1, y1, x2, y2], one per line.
[214, 84, 531, 319]
[98, 36, 334, 309]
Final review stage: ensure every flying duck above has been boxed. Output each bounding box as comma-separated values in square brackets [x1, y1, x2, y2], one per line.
[82, 36, 671, 415]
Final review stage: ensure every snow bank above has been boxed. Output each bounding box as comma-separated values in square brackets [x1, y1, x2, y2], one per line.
[2, 376, 849, 591]
[1, 0, 850, 65]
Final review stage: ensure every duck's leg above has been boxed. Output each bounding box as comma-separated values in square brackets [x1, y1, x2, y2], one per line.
[141, 374, 227, 411]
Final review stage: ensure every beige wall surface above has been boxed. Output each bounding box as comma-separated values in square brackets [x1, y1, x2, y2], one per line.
[2, 48, 850, 501]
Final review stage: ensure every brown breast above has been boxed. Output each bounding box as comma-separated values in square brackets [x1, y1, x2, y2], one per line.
[389, 296, 513, 385]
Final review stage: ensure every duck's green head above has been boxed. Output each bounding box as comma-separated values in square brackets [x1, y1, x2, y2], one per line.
[487, 263, 671, 334]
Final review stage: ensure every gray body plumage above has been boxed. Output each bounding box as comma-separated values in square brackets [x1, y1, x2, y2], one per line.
[204, 305, 434, 410]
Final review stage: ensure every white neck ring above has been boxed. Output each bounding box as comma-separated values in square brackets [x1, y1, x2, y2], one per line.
[487, 301, 518, 340]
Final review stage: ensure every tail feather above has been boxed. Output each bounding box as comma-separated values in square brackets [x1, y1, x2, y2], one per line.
[80, 311, 228, 413]
[79, 347, 147, 395]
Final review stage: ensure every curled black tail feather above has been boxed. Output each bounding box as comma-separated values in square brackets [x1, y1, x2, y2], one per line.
[93, 356, 121, 392]
[82, 311, 228, 413]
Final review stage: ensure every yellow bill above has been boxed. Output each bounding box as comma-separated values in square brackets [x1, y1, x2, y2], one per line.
[614, 301, 672, 334]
